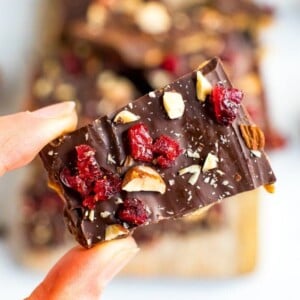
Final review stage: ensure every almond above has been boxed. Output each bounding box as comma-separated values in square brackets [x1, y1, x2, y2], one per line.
[202, 153, 218, 172]
[105, 224, 129, 241]
[113, 110, 140, 124]
[122, 165, 166, 194]
[163, 91, 185, 119]
[196, 71, 212, 102]
[179, 165, 201, 185]
[240, 124, 265, 150]
[250, 150, 262, 158]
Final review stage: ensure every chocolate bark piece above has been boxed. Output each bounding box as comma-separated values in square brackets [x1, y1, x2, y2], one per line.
[40, 57, 276, 248]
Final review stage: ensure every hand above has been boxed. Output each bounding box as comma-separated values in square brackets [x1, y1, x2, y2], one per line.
[0, 102, 139, 299]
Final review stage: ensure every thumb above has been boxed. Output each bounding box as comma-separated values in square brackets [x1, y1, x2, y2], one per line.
[27, 237, 138, 300]
[0, 102, 77, 176]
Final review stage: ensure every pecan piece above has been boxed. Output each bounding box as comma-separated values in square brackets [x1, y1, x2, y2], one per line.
[240, 124, 265, 150]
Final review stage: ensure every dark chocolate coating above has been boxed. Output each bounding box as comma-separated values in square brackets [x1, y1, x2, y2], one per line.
[40, 58, 276, 248]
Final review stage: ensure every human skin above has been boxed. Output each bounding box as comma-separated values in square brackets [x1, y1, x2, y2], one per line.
[0, 102, 138, 300]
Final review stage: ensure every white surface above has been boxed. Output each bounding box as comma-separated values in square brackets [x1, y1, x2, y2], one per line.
[0, 2, 300, 300]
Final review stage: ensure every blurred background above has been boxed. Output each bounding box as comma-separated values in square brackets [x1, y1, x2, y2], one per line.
[0, 0, 299, 299]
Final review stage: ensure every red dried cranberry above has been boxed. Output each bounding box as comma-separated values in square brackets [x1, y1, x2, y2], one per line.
[93, 175, 122, 202]
[60, 144, 121, 209]
[153, 135, 182, 168]
[161, 55, 179, 74]
[211, 84, 243, 126]
[60, 168, 89, 196]
[128, 123, 153, 162]
[76, 145, 102, 183]
[117, 198, 149, 226]
[82, 196, 96, 210]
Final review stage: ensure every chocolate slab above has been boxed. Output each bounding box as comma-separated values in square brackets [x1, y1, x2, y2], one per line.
[40, 58, 276, 248]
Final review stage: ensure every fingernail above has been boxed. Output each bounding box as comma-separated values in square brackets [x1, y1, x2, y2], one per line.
[31, 102, 76, 119]
[100, 246, 139, 287]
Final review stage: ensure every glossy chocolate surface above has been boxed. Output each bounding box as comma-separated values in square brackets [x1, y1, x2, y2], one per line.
[40, 58, 275, 248]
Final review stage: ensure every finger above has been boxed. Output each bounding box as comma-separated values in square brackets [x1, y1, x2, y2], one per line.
[27, 237, 139, 300]
[0, 102, 77, 176]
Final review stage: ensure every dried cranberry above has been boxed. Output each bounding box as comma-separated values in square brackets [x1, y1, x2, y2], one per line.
[153, 135, 182, 168]
[76, 145, 103, 184]
[128, 123, 153, 162]
[161, 55, 179, 74]
[117, 198, 149, 226]
[93, 175, 122, 202]
[60, 144, 121, 209]
[82, 196, 96, 210]
[211, 85, 243, 126]
[60, 168, 89, 196]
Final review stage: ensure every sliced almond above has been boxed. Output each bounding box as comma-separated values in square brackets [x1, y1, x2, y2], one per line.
[113, 110, 140, 124]
[163, 91, 185, 119]
[196, 71, 212, 102]
[186, 149, 200, 159]
[202, 153, 218, 172]
[122, 165, 166, 194]
[105, 224, 129, 241]
[179, 165, 201, 185]
[88, 210, 95, 222]
[250, 150, 262, 158]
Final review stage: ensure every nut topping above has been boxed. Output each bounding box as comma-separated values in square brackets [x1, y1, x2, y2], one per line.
[264, 183, 275, 193]
[250, 150, 262, 158]
[113, 110, 140, 124]
[202, 153, 218, 172]
[122, 165, 166, 194]
[122, 155, 135, 167]
[105, 224, 129, 241]
[179, 165, 201, 185]
[240, 124, 265, 150]
[163, 91, 185, 119]
[196, 71, 212, 101]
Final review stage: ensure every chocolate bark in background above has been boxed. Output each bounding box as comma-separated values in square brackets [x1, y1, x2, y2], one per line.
[40, 58, 276, 248]
[25, 42, 138, 124]
[64, 0, 283, 148]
